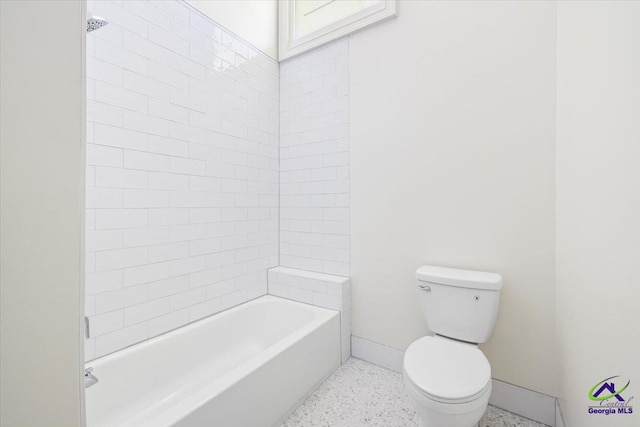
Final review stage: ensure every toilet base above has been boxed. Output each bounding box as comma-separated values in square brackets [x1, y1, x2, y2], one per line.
[405, 375, 491, 427]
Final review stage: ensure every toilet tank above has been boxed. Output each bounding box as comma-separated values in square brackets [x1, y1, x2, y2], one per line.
[415, 265, 502, 344]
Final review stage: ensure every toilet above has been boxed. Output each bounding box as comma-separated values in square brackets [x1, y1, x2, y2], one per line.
[403, 265, 503, 427]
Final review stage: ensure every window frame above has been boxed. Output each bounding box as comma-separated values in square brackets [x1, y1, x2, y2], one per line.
[278, 0, 397, 61]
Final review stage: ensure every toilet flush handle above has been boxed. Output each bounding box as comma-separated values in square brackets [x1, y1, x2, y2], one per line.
[418, 284, 431, 292]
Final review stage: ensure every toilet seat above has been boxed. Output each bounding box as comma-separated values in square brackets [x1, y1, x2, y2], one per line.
[404, 336, 491, 403]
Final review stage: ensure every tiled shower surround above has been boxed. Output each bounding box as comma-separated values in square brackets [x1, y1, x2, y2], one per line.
[279, 39, 350, 277]
[85, 0, 279, 359]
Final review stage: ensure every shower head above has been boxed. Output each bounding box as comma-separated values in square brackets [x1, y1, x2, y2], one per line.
[87, 15, 108, 33]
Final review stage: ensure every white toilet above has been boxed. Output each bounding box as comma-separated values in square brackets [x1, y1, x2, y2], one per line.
[403, 265, 503, 427]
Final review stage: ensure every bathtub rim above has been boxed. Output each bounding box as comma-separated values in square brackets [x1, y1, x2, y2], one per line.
[85, 294, 335, 365]
[85, 295, 341, 427]
[137, 304, 340, 427]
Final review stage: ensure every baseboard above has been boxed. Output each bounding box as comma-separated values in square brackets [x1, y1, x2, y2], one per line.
[351, 335, 557, 427]
[351, 335, 404, 373]
[490, 379, 556, 426]
[555, 400, 566, 427]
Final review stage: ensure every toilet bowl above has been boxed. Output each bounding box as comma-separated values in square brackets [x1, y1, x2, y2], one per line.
[404, 265, 502, 427]
[403, 336, 492, 427]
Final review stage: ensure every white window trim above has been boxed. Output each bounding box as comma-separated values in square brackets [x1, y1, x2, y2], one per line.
[278, 0, 397, 61]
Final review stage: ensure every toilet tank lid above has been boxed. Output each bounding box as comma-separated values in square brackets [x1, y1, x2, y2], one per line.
[416, 265, 502, 290]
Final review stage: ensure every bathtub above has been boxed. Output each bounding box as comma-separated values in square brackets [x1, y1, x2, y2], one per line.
[85, 295, 341, 427]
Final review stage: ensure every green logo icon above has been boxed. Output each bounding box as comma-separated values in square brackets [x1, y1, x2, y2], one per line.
[589, 376, 630, 402]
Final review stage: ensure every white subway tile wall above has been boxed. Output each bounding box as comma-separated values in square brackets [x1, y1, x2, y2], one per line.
[85, 0, 279, 360]
[267, 267, 351, 362]
[279, 39, 350, 277]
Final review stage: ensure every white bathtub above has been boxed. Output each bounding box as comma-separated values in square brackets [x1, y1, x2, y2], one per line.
[85, 295, 341, 427]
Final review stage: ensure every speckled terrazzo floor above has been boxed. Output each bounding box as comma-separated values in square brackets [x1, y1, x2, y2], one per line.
[281, 358, 549, 427]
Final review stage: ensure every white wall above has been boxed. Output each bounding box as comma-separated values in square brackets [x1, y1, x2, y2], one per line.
[185, 0, 278, 60]
[0, 1, 85, 426]
[349, 0, 557, 396]
[279, 38, 350, 277]
[556, 2, 640, 426]
[85, 0, 279, 359]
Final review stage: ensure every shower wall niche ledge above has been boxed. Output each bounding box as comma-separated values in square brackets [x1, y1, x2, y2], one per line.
[268, 266, 351, 362]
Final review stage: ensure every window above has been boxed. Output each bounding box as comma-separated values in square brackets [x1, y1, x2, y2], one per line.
[279, 0, 397, 60]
